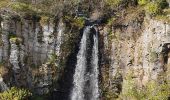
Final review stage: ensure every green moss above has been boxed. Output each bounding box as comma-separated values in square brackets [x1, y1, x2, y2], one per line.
[0, 87, 32, 100]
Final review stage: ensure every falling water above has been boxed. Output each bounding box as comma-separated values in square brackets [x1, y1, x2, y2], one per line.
[90, 27, 99, 100]
[0, 77, 8, 92]
[71, 26, 99, 100]
[71, 27, 90, 100]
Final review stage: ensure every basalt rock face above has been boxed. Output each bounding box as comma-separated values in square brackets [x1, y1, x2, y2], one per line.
[0, 10, 66, 95]
[99, 16, 170, 99]
[0, 6, 169, 100]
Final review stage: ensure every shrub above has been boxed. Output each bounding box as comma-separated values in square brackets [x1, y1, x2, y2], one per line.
[121, 70, 170, 100]
[64, 16, 85, 29]
[105, 0, 123, 7]
[156, 0, 169, 9]
[138, 0, 150, 5]
[145, 81, 170, 100]
[0, 87, 32, 100]
[40, 16, 49, 25]
[72, 17, 85, 29]
[145, 2, 161, 15]
[10, 2, 35, 13]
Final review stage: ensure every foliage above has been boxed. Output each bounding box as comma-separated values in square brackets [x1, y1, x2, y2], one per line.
[10, 2, 35, 13]
[40, 16, 50, 25]
[121, 70, 170, 100]
[64, 16, 85, 29]
[155, 8, 170, 23]
[138, 0, 150, 5]
[107, 17, 116, 26]
[72, 17, 85, 29]
[105, 0, 123, 7]
[48, 52, 57, 64]
[0, 87, 32, 100]
[156, 0, 169, 9]
[145, 81, 170, 100]
[145, 2, 161, 15]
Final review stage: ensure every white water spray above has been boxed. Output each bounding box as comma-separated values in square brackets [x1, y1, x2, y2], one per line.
[71, 27, 90, 100]
[90, 27, 99, 100]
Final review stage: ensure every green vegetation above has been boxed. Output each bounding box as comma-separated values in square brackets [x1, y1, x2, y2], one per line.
[48, 52, 57, 64]
[40, 16, 50, 25]
[121, 70, 170, 100]
[145, 2, 161, 15]
[107, 17, 116, 26]
[138, 0, 150, 5]
[156, 0, 169, 9]
[0, 87, 32, 100]
[10, 2, 35, 13]
[105, 0, 123, 7]
[137, 0, 169, 15]
[64, 16, 85, 29]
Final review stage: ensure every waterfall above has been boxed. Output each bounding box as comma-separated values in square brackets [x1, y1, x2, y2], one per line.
[90, 27, 99, 100]
[0, 77, 8, 92]
[71, 26, 99, 100]
[71, 27, 89, 100]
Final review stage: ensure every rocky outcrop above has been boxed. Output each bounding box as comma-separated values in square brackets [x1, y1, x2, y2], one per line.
[100, 15, 170, 99]
[0, 10, 66, 95]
